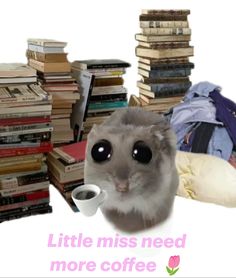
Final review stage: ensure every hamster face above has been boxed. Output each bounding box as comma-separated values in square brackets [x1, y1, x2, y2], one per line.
[85, 119, 178, 220]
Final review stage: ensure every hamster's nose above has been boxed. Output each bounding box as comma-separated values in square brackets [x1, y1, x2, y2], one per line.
[114, 180, 129, 192]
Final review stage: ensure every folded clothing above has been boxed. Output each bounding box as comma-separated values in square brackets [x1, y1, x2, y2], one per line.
[176, 151, 236, 207]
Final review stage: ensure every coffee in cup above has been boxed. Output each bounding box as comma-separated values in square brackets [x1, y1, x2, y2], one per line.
[71, 184, 107, 217]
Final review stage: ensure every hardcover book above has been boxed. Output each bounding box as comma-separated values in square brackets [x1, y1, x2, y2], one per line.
[141, 9, 190, 15]
[26, 50, 68, 63]
[141, 27, 191, 36]
[72, 59, 131, 70]
[28, 59, 71, 73]
[71, 70, 95, 141]
[136, 46, 194, 59]
[53, 140, 87, 164]
[27, 38, 67, 47]
[0, 63, 36, 77]
[135, 34, 191, 42]
[140, 21, 189, 28]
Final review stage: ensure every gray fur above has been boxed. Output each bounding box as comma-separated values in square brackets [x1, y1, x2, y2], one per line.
[84, 107, 179, 233]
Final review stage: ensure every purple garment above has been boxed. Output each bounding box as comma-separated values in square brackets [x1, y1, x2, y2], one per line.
[209, 91, 236, 146]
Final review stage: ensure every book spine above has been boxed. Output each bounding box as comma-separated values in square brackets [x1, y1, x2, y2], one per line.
[28, 59, 44, 72]
[0, 111, 51, 120]
[92, 87, 127, 96]
[141, 9, 190, 15]
[26, 50, 68, 63]
[0, 153, 43, 165]
[0, 189, 49, 205]
[48, 154, 84, 173]
[87, 63, 130, 69]
[0, 116, 51, 126]
[0, 132, 51, 144]
[140, 21, 189, 28]
[0, 143, 53, 158]
[0, 178, 18, 189]
[140, 62, 194, 71]
[26, 50, 46, 62]
[141, 28, 191, 35]
[0, 197, 49, 212]
[64, 163, 84, 173]
[0, 204, 52, 222]
[147, 81, 191, 92]
[0, 94, 45, 104]
[53, 148, 76, 164]
[29, 84, 51, 100]
[0, 161, 42, 175]
[0, 123, 51, 133]
[0, 172, 49, 189]
[149, 69, 192, 78]
[88, 100, 128, 110]
[49, 173, 78, 193]
[48, 161, 83, 183]
[0, 105, 52, 115]
[0, 127, 53, 137]
[0, 181, 49, 197]
[27, 40, 67, 47]
[0, 203, 49, 217]
[90, 94, 127, 102]
[139, 15, 188, 21]
[139, 42, 189, 49]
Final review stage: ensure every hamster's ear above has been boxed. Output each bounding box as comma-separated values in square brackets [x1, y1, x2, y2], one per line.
[150, 125, 165, 141]
[150, 124, 177, 155]
[87, 124, 99, 139]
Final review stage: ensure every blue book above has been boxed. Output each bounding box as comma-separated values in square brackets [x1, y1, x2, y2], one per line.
[139, 68, 192, 78]
[88, 100, 127, 112]
[138, 81, 192, 95]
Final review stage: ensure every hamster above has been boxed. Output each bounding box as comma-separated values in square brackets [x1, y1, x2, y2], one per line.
[84, 107, 179, 233]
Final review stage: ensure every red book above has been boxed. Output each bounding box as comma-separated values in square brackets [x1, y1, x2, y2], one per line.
[0, 143, 53, 158]
[0, 116, 51, 126]
[53, 140, 87, 164]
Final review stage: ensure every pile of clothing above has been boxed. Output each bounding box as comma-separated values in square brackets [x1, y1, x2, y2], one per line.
[166, 81, 236, 168]
[166, 82, 236, 207]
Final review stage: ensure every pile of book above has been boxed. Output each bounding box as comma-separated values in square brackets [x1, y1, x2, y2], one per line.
[47, 141, 86, 211]
[0, 63, 53, 223]
[26, 38, 80, 145]
[133, 9, 194, 113]
[71, 59, 130, 140]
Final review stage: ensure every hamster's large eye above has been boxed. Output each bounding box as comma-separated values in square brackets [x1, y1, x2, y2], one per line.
[132, 141, 152, 164]
[91, 140, 112, 163]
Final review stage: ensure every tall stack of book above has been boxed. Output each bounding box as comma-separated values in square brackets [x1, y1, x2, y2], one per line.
[26, 39, 80, 145]
[47, 141, 86, 211]
[71, 59, 130, 140]
[0, 63, 53, 223]
[133, 9, 194, 113]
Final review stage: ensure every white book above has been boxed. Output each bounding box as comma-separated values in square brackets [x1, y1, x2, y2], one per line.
[27, 38, 67, 47]
[0, 181, 49, 197]
[0, 104, 52, 115]
[0, 76, 37, 84]
[0, 126, 53, 137]
[92, 86, 126, 95]
[28, 44, 65, 54]
[0, 63, 36, 77]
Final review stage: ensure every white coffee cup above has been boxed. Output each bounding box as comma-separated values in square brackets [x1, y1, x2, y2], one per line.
[71, 184, 107, 217]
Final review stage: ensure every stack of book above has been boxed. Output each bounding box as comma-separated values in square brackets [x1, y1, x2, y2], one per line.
[26, 38, 80, 145]
[134, 9, 194, 113]
[0, 63, 53, 223]
[71, 59, 130, 140]
[47, 141, 86, 211]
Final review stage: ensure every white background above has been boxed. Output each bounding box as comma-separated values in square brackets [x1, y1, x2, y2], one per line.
[1, 0, 236, 277]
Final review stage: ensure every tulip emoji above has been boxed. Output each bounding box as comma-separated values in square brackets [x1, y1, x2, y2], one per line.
[166, 255, 180, 276]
